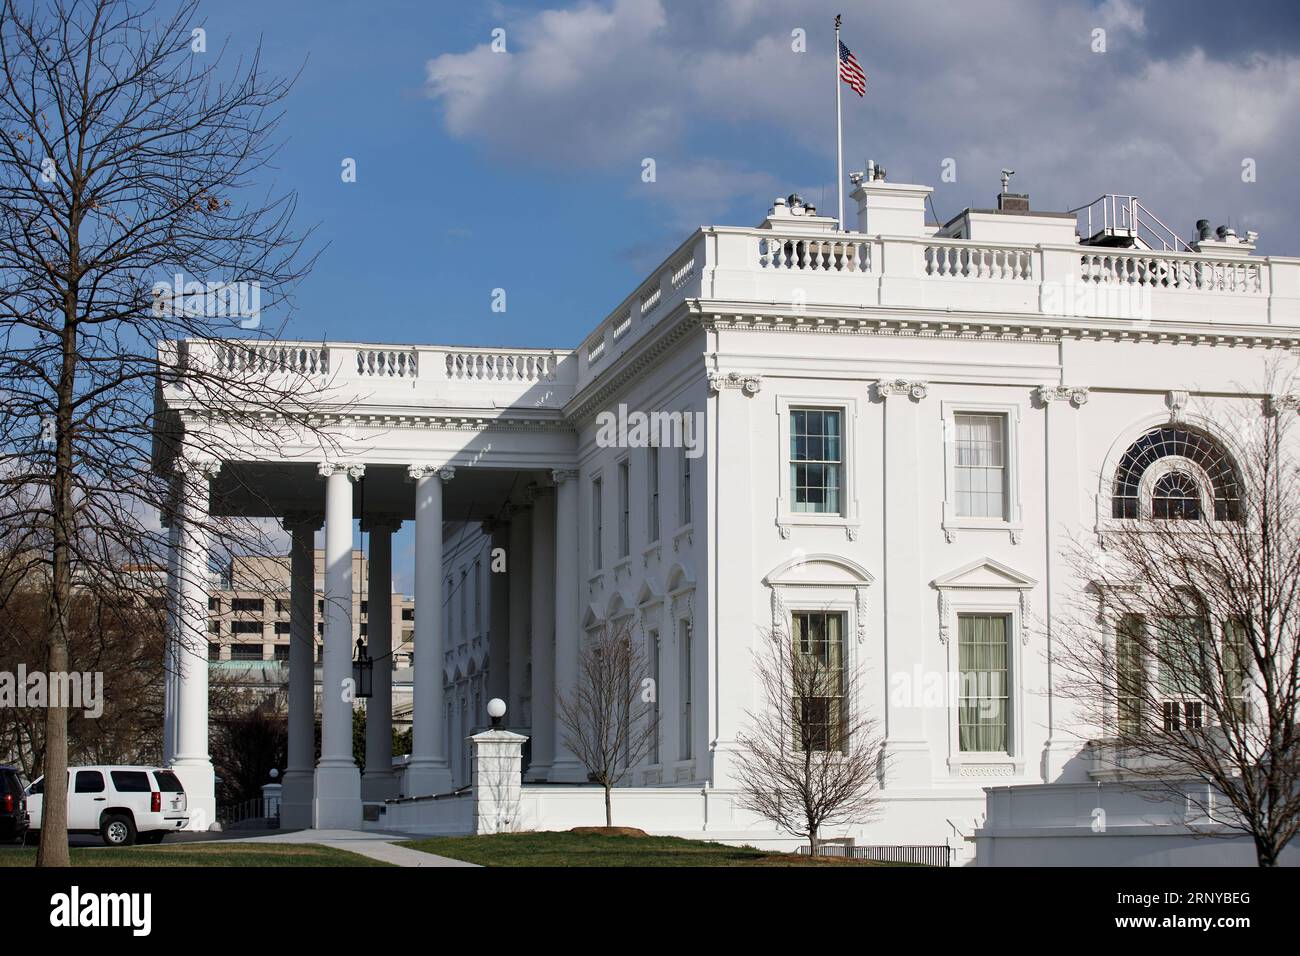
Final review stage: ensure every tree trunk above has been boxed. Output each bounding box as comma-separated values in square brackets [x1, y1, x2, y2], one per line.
[808, 827, 819, 857]
[36, 310, 77, 867]
[604, 784, 613, 827]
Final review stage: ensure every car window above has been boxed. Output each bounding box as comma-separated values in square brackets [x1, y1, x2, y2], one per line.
[74, 770, 105, 793]
[110, 770, 151, 793]
[28, 776, 43, 795]
[152, 770, 185, 793]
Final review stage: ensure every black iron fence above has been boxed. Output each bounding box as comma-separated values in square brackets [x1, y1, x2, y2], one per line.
[796, 843, 953, 866]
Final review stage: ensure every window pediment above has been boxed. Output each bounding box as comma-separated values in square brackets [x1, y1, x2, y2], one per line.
[932, 557, 1037, 591]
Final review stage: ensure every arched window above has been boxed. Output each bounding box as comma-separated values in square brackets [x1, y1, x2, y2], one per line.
[1151, 471, 1201, 520]
[1111, 426, 1239, 520]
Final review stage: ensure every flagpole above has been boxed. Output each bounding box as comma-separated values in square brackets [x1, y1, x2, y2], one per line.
[834, 14, 844, 232]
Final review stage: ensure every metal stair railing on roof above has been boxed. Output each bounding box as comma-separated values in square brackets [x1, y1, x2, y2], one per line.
[1069, 194, 1192, 253]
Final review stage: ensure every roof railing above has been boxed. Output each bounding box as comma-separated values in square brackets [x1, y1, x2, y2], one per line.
[1069, 194, 1192, 253]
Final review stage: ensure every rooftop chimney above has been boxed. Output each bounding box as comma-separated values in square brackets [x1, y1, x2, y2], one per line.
[997, 192, 1030, 212]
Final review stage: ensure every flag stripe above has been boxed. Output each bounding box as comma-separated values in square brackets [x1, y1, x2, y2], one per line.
[838, 39, 866, 96]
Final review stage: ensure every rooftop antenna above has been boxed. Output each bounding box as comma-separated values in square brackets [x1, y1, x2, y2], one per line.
[1000, 169, 1015, 193]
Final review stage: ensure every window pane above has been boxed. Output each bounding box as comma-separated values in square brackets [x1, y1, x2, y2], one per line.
[790, 409, 843, 515]
[953, 414, 1006, 519]
[958, 614, 1009, 752]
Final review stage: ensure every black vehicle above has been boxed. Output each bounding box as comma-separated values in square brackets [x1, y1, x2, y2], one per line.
[0, 765, 27, 844]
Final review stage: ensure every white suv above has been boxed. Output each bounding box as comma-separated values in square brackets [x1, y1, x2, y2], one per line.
[25, 766, 189, 846]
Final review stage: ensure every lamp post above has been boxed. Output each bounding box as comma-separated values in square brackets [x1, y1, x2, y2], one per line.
[487, 697, 507, 730]
[352, 638, 373, 699]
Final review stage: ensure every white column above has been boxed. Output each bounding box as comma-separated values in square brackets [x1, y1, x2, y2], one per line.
[880, 383, 931, 785]
[707, 383, 751, 788]
[281, 512, 321, 828]
[170, 457, 220, 831]
[549, 468, 585, 781]
[505, 501, 532, 721]
[526, 484, 556, 780]
[484, 519, 511, 704]
[406, 464, 454, 795]
[362, 514, 401, 801]
[162, 516, 181, 766]
[313, 462, 364, 828]
[1040, 386, 1090, 781]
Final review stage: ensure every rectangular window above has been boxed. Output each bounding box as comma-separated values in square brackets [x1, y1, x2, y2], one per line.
[231, 620, 262, 635]
[649, 629, 661, 765]
[791, 611, 845, 751]
[230, 643, 263, 661]
[274, 644, 290, 662]
[274, 621, 291, 635]
[231, 597, 264, 613]
[618, 460, 630, 559]
[208, 597, 220, 612]
[208, 642, 220, 661]
[680, 449, 693, 525]
[474, 560, 482, 633]
[1223, 619, 1249, 718]
[954, 413, 1006, 519]
[648, 446, 660, 542]
[592, 477, 603, 570]
[790, 408, 842, 514]
[275, 599, 289, 615]
[958, 614, 1010, 753]
[678, 620, 693, 760]
[208, 620, 220, 634]
[401, 607, 414, 621]
[1116, 614, 1145, 737]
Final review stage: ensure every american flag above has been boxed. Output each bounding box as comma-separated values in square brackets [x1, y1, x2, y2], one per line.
[838, 39, 866, 97]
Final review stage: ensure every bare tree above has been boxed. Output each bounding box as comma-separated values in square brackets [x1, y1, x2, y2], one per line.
[735, 620, 883, 854]
[0, 0, 333, 865]
[556, 622, 659, 828]
[1057, 392, 1300, 866]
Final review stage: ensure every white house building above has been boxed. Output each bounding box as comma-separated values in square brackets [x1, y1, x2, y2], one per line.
[154, 170, 1300, 856]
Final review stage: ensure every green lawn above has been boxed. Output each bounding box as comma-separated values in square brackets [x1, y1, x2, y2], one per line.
[400, 830, 896, 867]
[0, 842, 391, 867]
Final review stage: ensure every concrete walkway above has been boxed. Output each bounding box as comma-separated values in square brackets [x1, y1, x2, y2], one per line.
[219, 827, 478, 867]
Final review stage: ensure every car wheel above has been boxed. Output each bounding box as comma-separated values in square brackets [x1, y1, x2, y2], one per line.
[101, 814, 136, 847]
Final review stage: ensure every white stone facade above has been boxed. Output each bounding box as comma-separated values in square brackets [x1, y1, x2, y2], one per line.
[156, 176, 1300, 850]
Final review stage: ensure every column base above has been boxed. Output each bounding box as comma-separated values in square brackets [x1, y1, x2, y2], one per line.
[279, 768, 315, 829]
[881, 739, 932, 788]
[361, 769, 399, 802]
[404, 761, 453, 798]
[169, 758, 216, 831]
[546, 760, 588, 784]
[313, 761, 362, 830]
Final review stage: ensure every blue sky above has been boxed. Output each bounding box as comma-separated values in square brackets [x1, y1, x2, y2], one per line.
[188, 0, 1300, 591]
[200, 0, 1300, 356]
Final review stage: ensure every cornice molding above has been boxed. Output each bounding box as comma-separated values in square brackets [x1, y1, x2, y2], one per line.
[696, 304, 1300, 350]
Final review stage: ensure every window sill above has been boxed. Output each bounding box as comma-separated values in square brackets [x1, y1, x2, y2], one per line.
[947, 756, 1023, 779]
[942, 519, 1024, 544]
[641, 541, 661, 566]
[586, 569, 605, 594]
[777, 513, 860, 541]
[613, 556, 632, 580]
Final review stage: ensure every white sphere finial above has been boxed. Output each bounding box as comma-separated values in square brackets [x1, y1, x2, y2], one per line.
[487, 698, 507, 719]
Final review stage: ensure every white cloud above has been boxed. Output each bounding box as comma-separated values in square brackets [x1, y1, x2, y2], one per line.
[424, 0, 1300, 251]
